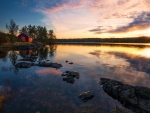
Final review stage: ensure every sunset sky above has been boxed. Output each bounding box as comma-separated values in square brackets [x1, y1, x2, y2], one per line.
[0, 0, 150, 38]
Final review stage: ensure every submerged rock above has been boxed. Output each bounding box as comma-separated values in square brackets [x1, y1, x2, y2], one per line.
[63, 76, 75, 84]
[100, 78, 150, 113]
[0, 93, 6, 112]
[0, 85, 14, 112]
[69, 62, 73, 64]
[4, 78, 11, 84]
[78, 91, 94, 102]
[61, 71, 80, 84]
[61, 71, 80, 79]
[5, 87, 12, 94]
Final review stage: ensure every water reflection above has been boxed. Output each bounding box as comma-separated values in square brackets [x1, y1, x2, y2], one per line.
[4, 45, 58, 75]
[88, 48, 150, 87]
[35, 68, 62, 76]
[38, 47, 49, 61]
[49, 44, 57, 58]
[0, 51, 8, 62]
[19, 50, 33, 57]
[38, 44, 57, 62]
[0, 44, 150, 113]
[9, 51, 18, 75]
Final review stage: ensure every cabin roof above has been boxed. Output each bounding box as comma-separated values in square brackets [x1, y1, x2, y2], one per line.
[18, 32, 31, 38]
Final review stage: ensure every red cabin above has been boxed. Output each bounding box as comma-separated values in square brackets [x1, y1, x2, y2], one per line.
[18, 32, 33, 42]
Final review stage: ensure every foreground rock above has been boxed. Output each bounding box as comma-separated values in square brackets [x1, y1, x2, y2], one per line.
[38, 62, 63, 69]
[0, 85, 14, 112]
[61, 71, 80, 84]
[15, 62, 62, 69]
[15, 62, 33, 68]
[100, 78, 150, 113]
[78, 91, 94, 102]
[19, 58, 35, 62]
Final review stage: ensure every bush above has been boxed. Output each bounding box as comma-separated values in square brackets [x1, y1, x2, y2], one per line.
[0, 32, 10, 45]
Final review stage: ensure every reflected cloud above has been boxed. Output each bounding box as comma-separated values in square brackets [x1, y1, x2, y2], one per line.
[87, 45, 150, 87]
[35, 68, 62, 76]
[107, 51, 150, 74]
[89, 50, 130, 67]
[89, 51, 101, 58]
[9, 51, 18, 75]
[0, 51, 8, 62]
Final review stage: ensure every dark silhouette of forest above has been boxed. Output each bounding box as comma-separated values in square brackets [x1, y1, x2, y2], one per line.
[57, 36, 150, 43]
[1, 20, 150, 45]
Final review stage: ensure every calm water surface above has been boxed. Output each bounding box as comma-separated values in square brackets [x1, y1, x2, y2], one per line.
[0, 44, 150, 113]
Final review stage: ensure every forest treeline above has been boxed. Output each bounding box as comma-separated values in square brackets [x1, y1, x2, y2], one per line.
[20, 25, 56, 44]
[0, 31, 14, 45]
[1, 19, 150, 45]
[57, 36, 150, 43]
[0, 19, 56, 45]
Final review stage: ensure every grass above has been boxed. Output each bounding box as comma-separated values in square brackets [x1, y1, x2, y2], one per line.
[0, 43, 14, 50]
[14, 42, 33, 46]
[0, 42, 34, 50]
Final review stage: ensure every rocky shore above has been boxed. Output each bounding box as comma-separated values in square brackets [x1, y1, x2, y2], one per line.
[61, 71, 80, 84]
[100, 78, 150, 113]
[15, 42, 45, 50]
[15, 61, 63, 69]
[78, 91, 94, 102]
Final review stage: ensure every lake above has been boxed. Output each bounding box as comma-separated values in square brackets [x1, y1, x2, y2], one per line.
[0, 44, 150, 113]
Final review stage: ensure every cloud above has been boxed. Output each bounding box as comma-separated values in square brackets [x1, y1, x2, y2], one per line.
[34, 0, 150, 38]
[108, 12, 150, 34]
[89, 26, 103, 32]
[89, 26, 113, 34]
[35, 0, 84, 13]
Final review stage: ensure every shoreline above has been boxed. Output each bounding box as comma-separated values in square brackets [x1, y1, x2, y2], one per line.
[0, 42, 45, 50]
[56, 42, 150, 47]
[1, 42, 150, 50]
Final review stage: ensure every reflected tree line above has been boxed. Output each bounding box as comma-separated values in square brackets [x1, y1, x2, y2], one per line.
[38, 44, 57, 62]
[0, 44, 57, 74]
[0, 50, 18, 74]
